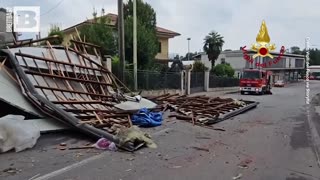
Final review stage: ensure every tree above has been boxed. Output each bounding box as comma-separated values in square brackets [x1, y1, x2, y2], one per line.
[169, 60, 184, 72]
[290, 46, 302, 54]
[192, 61, 208, 72]
[79, 9, 118, 56]
[310, 48, 320, 65]
[182, 52, 197, 60]
[124, 0, 156, 29]
[211, 63, 235, 77]
[47, 24, 64, 45]
[203, 31, 224, 67]
[124, 0, 159, 69]
[173, 55, 180, 60]
[301, 48, 320, 65]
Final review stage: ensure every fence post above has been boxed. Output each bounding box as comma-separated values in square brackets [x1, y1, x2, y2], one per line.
[186, 70, 191, 95]
[204, 70, 209, 92]
[102, 55, 112, 72]
[180, 71, 184, 95]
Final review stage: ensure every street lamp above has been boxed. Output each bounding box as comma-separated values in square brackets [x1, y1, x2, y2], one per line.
[187, 38, 191, 60]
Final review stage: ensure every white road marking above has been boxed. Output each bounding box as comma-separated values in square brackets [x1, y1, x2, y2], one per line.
[33, 151, 110, 180]
[33, 128, 172, 180]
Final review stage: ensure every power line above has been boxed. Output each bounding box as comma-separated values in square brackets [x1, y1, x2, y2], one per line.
[40, 0, 65, 17]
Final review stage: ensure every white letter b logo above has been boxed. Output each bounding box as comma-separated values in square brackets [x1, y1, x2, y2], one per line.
[14, 6, 40, 32]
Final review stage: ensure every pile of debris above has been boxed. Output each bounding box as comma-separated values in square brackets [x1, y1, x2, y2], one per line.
[0, 35, 258, 153]
[147, 94, 258, 126]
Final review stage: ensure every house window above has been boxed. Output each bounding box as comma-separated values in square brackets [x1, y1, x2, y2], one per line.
[221, 58, 226, 64]
[158, 42, 162, 53]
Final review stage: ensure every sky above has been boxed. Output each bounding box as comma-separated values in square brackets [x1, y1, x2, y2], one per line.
[1, 0, 320, 57]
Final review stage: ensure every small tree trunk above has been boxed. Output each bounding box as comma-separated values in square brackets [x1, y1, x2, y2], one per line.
[211, 60, 215, 68]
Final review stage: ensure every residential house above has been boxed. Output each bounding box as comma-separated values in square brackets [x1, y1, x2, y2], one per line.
[61, 13, 180, 60]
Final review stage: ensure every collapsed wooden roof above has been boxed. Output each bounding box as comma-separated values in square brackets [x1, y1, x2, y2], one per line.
[1, 36, 146, 151]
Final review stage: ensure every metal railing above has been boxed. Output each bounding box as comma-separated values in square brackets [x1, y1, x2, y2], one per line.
[114, 69, 181, 91]
[190, 72, 204, 88]
[209, 75, 239, 88]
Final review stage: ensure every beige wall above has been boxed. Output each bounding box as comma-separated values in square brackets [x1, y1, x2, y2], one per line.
[155, 37, 169, 60]
[62, 30, 77, 46]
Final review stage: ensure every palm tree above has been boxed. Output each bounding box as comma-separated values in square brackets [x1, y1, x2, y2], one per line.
[203, 31, 225, 67]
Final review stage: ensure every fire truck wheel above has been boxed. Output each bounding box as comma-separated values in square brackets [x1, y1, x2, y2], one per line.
[240, 91, 245, 95]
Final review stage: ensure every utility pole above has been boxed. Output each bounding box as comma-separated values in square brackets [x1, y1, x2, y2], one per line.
[187, 38, 191, 60]
[133, 0, 138, 91]
[118, 0, 125, 82]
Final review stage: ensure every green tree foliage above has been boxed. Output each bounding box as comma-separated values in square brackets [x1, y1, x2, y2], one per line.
[309, 48, 320, 65]
[192, 61, 208, 72]
[47, 24, 64, 45]
[124, 0, 159, 69]
[211, 63, 235, 77]
[290, 47, 320, 65]
[173, 55, 180, 60]
[290, 46, 302, 54]
[124, 0, 156, 29]
[182, 52, 198, 60]
[79, 10, 118, 56]
[203, 31, 225, 67]
[111, 55, 120, 73]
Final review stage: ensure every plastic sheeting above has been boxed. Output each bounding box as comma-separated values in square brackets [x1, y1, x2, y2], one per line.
[115, 98, 157, 111]
[0, 115, 40, 153]
[131, 108, 163, 127]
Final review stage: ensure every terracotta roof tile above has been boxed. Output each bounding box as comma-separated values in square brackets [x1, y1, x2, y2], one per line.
[156, 26, 180, 36]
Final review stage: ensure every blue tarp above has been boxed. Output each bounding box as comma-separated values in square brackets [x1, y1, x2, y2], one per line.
[131, 108, 163, 127]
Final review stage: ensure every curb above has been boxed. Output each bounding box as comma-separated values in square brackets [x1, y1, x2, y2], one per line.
[224, 90, 240, 94]
[309, 94, 320, 167]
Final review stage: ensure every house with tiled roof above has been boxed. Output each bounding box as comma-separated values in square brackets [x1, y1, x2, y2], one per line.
[61, 13, 180, 60]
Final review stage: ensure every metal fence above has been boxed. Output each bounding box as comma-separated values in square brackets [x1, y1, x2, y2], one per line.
[209, 75, 239, 88]
[190, 72, 204, 88]
[114, 69, 181, 91]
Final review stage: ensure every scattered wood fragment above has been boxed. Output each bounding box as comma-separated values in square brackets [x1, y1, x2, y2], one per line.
[191, 146, 210, 152]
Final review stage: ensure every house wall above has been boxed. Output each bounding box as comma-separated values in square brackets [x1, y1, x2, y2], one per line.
[62, 30, 76, 46]
[155, 37, 169, 60]
[200, 54, 211, 70]
[224, 54, 246, 70]
[168, 60, 194, 67]
[217, 52, 247, 76]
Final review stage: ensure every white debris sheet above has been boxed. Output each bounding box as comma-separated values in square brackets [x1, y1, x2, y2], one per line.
[115, 98, 157, 111]
[0, 66, 43, 117]
[0, 115, 40, 153]
[25, 118, 70, 133]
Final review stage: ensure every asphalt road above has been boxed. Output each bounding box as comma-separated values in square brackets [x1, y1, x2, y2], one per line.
[1, 81, 320, 180]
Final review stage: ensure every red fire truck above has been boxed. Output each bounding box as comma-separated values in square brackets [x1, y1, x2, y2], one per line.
[239, 68, 273, 95]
